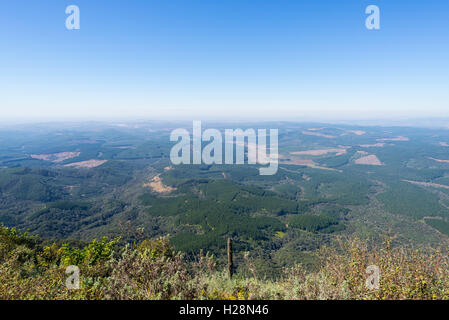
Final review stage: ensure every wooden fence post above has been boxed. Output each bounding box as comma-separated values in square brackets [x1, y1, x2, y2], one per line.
[227, 238, 233, 279]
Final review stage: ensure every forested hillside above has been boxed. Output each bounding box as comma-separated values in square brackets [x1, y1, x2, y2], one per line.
[2, 122, 449, 274]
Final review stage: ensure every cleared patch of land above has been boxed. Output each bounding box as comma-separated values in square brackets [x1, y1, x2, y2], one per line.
[144, 174, 176, 194]
[348, 130, 366, 136]
[403, 180, 449, 190]
[360, 143, 386, 148]
[377, 136, 409, 142]
[31, 152, 80, 163]
[301, 131, 336, 139]
[280, 156, 341, 172]
[354, 155, 382, 166]
[290, 148, 347, 156]
[428, 157, 449, 164]
[64, 159, 107, 168]
[281, 158, 316, 166]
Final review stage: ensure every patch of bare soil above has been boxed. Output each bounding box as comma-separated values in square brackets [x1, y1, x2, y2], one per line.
[301, 131, 336, 139]
[360, 143, 386, 148]
[31, 152, 80, 163]
[64, 159, 107, 168]
[354, 155, 382, 165]
[348, 130, 366, 135]
[281, 158, 316, 166]
[377, 136, 409, 142]
[428, 157, 449, 164]
[280, 156, 342, 172]
[144, 175, 176, 194]
[290, 148, 347, 156]
[403, 180, 449, 190]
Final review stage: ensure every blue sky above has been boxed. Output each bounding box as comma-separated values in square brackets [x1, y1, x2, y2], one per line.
[0, 0, 448, 121]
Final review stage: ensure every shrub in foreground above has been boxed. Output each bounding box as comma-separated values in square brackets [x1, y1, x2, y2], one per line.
[1, 225, 449, 300]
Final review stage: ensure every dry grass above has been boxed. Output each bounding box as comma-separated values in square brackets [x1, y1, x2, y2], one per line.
[2, 224, 449, 300]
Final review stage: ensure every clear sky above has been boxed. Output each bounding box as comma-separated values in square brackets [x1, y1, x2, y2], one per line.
[0, 0, 448, 121]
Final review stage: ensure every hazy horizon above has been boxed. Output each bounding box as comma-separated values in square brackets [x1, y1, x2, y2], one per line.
[2, 116, 449, 130]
